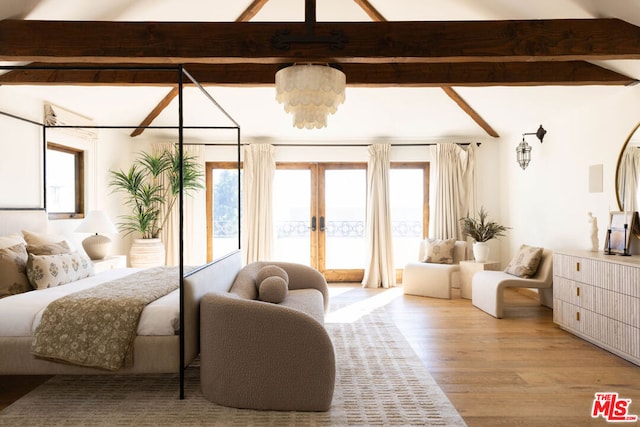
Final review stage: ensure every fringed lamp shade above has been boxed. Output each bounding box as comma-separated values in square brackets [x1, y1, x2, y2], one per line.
[275, 64, 346, 129]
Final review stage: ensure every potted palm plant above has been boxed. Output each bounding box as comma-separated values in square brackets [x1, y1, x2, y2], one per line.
[109, 146, 203, 267]
[459, 207, 510, 262]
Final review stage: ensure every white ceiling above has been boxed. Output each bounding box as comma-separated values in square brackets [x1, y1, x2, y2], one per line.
[2, 0, 640, 143]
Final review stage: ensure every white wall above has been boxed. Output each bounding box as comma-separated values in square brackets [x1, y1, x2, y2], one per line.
[0, 87, 137, 256]
[497, 84, 640, 265]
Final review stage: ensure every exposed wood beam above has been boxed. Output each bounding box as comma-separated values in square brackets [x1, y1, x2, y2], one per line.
[1, 19, 639, 64]
[129, 86, 178, 137]
[0, 61, 633, 86]
[128, 0, 269, 138]
[441, 86, 500, 138]
[352, 0, 386, 21]
[348, 1, 500, 140]
[236, 0, 270, 22]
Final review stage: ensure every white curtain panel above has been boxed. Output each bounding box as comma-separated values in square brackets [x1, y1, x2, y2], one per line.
[242, 143, 275, 264]
[157, 143, 207, 266]
[433, 143, 477, 240]
[618, 147, 640, 213]
[362, 144, 396, 289]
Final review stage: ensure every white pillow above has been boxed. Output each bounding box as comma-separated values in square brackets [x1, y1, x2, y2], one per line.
[22, 230, 65, 246]
[26, 252, 95, 290]
[0, 234, 27, 250]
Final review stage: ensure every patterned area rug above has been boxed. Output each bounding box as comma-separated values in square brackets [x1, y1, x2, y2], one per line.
[0, 312, 465, 426]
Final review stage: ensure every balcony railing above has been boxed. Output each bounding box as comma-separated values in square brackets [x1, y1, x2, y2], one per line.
[214, 220, 422, 238]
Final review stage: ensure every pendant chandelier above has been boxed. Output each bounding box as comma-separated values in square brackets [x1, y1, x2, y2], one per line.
[275, 64, 346, 129]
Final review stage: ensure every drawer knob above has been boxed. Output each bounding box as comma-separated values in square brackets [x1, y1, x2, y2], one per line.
[576, 311, 580, 321]
[576, 287, 580, 297]
[576, 262, 580, 272]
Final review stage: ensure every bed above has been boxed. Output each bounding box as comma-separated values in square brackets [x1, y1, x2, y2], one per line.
[0, 209, 241, 376]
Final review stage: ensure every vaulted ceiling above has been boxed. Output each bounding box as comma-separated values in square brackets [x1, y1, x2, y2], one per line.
[1, 0, 639, 143]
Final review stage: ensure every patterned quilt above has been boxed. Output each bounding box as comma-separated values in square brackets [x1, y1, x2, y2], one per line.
[31, 266, 181, 371]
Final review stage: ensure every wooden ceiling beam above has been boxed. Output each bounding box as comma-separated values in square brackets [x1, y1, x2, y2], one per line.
[349, 0, 502, 138]
[130, 86, 178, 137]
[1, 19, 639, 64]
[0, 61, 633, 86]
[352, 0, 386, 21]
[441, 86, 499, 138]
[236, 0, 270, 22]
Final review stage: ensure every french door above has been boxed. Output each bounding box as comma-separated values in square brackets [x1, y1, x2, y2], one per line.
[207, 161, 429, 282]
[273, 163, 367, 282]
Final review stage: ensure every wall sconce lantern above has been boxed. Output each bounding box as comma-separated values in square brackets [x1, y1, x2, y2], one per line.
[517, 125, 547, 170]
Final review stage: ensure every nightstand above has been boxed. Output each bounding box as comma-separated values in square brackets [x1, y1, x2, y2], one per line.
[459, 260, 501, 299]
[92, 255, 127, 274]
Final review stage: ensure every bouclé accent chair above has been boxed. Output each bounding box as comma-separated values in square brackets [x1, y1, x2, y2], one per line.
[403, 239, 469, 299]
[472, 248, 553, 318]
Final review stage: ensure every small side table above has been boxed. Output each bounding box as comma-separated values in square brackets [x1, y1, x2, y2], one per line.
[92, 255, 127, 274]
[459, 260, 501, 299]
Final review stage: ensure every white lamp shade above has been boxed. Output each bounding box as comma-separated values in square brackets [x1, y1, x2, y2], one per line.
[75, 210, 118, 234]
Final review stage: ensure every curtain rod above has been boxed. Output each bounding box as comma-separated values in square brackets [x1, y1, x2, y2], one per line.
[183, 142, 481, 147]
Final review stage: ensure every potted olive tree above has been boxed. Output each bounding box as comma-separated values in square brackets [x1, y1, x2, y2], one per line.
[459, 207, 510, 262]
[109, 146, 203, 268]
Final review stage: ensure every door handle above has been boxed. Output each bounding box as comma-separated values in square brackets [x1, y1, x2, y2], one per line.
[319, 216, 325, 232]
[311, 216, 317, 231]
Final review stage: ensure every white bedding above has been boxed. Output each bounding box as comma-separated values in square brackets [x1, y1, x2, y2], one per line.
[0, 268, 180, 337]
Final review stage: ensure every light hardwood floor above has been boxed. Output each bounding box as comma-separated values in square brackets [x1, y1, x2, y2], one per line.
[1, 285, 639, 426]
[328, 284, 640, 427]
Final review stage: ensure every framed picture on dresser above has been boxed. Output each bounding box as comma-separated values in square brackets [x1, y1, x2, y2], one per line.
[604, 211, 639, 254]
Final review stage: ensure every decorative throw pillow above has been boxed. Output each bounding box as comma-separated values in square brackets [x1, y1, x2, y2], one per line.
[422, 238, 456, 264]
[26, 251, 95, 290]
[504, 244, 544, 278]
[0, 243, 31, 299]
[0, 234, 26, 250]
[22, 230, 57, 245]
[255, 265, 289, 288]
[258, 276, 289, 304]
[27, 240, 72, 256]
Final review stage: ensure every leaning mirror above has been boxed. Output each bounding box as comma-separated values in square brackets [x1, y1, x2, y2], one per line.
[615, 121, 640, 237]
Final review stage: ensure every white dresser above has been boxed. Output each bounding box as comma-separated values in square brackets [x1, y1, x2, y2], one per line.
[553, 250, 640, 366]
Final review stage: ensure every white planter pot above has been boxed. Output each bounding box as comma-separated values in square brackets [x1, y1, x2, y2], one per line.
[472, 242, 490, 262]
[129, 238, 166, 268]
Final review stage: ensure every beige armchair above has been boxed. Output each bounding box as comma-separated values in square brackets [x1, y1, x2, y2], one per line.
[472, 249, 553, 318]
[402, 240, 469, 299]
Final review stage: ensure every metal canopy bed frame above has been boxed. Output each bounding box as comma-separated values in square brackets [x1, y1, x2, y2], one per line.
[0, 64, 241, 399]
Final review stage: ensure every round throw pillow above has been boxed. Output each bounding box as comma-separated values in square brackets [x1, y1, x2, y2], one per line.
[258, 276, 288, 303]
[255, 265, 289, 288]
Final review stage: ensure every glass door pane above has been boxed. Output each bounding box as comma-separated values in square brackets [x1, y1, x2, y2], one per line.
[322, 167, 367, 273]
[273, 168, 313, 266]
[390, 168, 424, 268]
[210, 167, 240, 260]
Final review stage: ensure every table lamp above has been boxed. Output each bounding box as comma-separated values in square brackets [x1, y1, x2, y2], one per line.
[75, 210, 118, 260]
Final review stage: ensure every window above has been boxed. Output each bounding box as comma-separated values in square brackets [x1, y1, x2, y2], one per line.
[389, 163, 429, 269]
[206, 162, 242, 261]
[46, 143, 84, 219]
